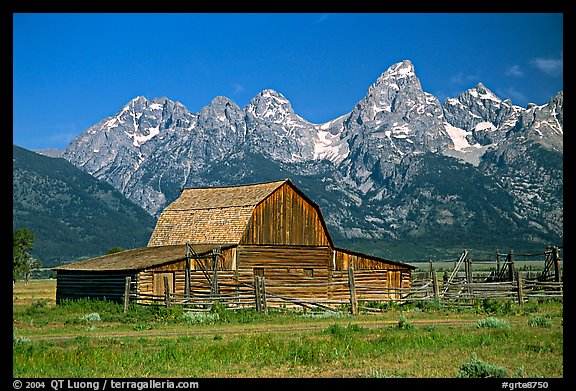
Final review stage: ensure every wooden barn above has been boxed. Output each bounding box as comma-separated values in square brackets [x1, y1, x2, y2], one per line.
[54, 179, 415, 308]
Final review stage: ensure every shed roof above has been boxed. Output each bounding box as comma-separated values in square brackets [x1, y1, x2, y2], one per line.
[148, 179, 298, 246]
[53, 244, 231, 272]
[335, 247, 417, 270]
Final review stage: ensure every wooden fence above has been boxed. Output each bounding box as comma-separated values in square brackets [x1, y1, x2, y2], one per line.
[122, 264, 563, 315]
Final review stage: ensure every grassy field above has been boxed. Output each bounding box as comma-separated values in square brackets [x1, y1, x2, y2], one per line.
[13, 279, 563, 379]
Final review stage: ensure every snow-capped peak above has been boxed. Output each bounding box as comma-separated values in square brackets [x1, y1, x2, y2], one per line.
[129, 95, 149, 104]
[260, 89, 290, 104]
[380, 60, 416, 81]
[248, 89, 291, 109]
[467, 83, 501, 103]
[245, 89, 302, 124]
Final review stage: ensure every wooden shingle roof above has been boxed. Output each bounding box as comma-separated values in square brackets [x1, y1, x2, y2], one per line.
[53, 244, 228, 271]
[147, 180, 288, 246]
[166, 180, 287, 210]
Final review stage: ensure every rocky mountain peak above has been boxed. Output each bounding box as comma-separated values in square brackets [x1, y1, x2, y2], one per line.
[442, 81, 521, 150]
[242, 89, 319, 163]
[468, 83, 502, 104]
[199, 95, 242, 120]
[548, 91, 563, 124]
[374, 60, 422, 94]
[511, 92, 563, 152]
[245, 89, 300, 124]
[358, 60, 441, 120]
[341, 60, 451, 173]
[207, 95, 238, 107]
[195, 95, 247, 142]
[127, 95, 149, 106]
[379, 59, 416, 81]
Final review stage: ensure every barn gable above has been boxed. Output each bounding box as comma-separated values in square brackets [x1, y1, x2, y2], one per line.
[241, 180, 332, 246]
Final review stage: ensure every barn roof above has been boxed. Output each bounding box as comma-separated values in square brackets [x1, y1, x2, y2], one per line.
[167, 179, 287, 210]
[147, 179, 330, 246]
[53, 244, 232, 272]
[335, 247, 417, 270]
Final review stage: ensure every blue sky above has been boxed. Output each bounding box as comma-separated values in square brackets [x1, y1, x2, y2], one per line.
[13, 13, 563, 151]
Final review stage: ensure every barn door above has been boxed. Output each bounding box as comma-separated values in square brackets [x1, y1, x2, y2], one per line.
[387, 270, 400, 299]
[153, 272, 174, 297]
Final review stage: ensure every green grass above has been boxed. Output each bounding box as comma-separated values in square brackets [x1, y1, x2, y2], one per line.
[457, 353, 508, 378]
[13, 280, 563, 378]
[475, 317, 511, 329]
[13, 316, 563, 378]
[528, 316, 553, 328]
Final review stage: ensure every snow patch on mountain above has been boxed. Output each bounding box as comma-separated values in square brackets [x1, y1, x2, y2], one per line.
[475, 121, 496, 132]
[313, 129, 349, 163]
[444, 123, 473, 151]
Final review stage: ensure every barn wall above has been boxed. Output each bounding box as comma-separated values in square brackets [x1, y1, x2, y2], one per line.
[330, 249, 413, 300]
[327, 269, 412, 301]
[56, 270, 137, 303]
[136, 270, 239, 299]
[236, 245, 332, 300]
[241, 183, 331, 246]
[136, 247, 238, 299]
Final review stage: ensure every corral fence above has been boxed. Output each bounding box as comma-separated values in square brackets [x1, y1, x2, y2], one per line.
[122, 246, 563, 315]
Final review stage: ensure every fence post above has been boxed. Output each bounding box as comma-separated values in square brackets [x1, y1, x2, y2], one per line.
[431, 269, 440, 302]
[254, 275, 262, 312]
[164, 275, 171, 308]
[348, 267, 358, 315]
[211, 247, 220, 297]
[185, 242, 191, 298]
[553, 246, 561, 282]
[124, 276, 131, 313]
[516, 270, 524, 305]
[465, 254, 473, 296]
[260, 276, 268, 314]
[508, 250, 515, 281]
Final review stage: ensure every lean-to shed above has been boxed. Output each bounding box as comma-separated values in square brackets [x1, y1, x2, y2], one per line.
[53, 244, 232, 303]
[55, 179, 415, 305]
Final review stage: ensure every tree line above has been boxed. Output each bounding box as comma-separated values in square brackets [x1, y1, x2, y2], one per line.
[13, 227, 126, 285]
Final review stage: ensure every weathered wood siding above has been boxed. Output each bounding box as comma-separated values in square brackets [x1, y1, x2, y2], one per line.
[241, 183, 331, 246]
[56, 270, 137, 303]
[236, 245, 332, 300]
[327, 269, 412, 301]
[136, 270, 239, 299]
[136, 247, 237, 298]
[237, 245, 332, 275]
[329, 249, 413, 300]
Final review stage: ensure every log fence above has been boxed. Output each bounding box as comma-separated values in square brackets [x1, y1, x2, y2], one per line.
[121, 247, 562, 314]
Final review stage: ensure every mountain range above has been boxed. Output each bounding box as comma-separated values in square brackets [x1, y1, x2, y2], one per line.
[32, 60, 563, 261]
